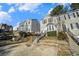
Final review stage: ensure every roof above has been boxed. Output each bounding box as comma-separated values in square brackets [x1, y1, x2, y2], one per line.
[46, 23, 54, 26]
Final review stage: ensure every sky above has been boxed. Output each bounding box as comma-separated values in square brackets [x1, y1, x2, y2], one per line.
[0, 3, 70, 30]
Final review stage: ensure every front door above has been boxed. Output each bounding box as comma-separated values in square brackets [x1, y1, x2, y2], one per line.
[62, 24, 67, 32]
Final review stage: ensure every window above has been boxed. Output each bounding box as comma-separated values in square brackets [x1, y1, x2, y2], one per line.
[73, 13, 76, 18]
[59, 16, 60, 21]
[49, 25, 51, 30]
[43, 20, 47, 24]
[64, 15, 66, 20]
[52, 25, 54, 30]
[28, 21, 30, 24]
[47, 26, 48, 31]
[76, 12, 79, 17]
[48, 18, 52, 23]
[68, 14, 70, 19]
[70, 24, 73, 29]
[25, 23, 27, 25]
[76, 23, 79, 29]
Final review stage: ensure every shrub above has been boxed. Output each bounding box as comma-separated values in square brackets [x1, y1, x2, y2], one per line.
[19, 31, 27, 37]
[58, 31, 68, 40]
[30, 32, 35, 36]
[47, 31, 56, 36]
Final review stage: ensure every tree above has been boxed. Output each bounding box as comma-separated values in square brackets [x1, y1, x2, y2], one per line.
[70, 3, 79, 10]
[50, 5, 64, 16]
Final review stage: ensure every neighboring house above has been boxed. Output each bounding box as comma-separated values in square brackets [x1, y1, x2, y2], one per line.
[40, 15, 58, 33]
[0, 24, 13, 31]
[18, 19, 40, 33]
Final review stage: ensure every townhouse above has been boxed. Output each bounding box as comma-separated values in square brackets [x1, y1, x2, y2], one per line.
[40, 9, 79, 36]
[17, 9, 79, 36]
[57, 9, 79, 36]
[17, 19, 40, 33]
[40, 15, 58, 33]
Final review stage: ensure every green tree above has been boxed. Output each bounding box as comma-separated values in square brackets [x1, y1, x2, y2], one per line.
[70, 3, 79, 10]
[50, 5, 64, 16]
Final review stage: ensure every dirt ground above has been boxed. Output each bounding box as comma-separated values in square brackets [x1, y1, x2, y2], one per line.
[0, 36, 72, 56]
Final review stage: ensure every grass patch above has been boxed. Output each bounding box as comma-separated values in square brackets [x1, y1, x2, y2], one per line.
[47, 31, 56, 36]
[57, 31, 68, 42]
[0, 38, 28, 47]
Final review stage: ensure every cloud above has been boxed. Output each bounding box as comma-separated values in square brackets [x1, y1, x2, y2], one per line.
[8, 3, 42, 13]
[18, 3, 42, 12]
[13, 22, 20, 30]
[48, 3, 59, 14]
[38, 12, 41, 14]
[0, 5, 2, 11]
[48, 8, 53, 14]
[8, 7, 15, 13]
[0, 11, 12, 24]
[7, 3, 13, 5]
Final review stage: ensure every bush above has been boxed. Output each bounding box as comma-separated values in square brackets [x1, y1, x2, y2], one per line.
[58, 31, 68, 40]
[19, 31, 27, 37]
[47, 31, 56, 36]
[0, 31, 13, 40]
[0, 38, 28, 47]
[30, 32, 35, 36]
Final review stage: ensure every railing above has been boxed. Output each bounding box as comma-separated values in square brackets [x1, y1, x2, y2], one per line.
[67, 30, 79, 45]
[67, 30, 75, 37]
[37, 33, 46, 43]
[32, 32, 46, 44]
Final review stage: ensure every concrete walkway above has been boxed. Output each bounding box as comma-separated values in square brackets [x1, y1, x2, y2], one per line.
[66, 32, 79, 56]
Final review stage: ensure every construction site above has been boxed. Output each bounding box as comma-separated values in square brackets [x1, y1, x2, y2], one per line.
[0, 28, 79, 56]
[0, 3, 79, 56]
